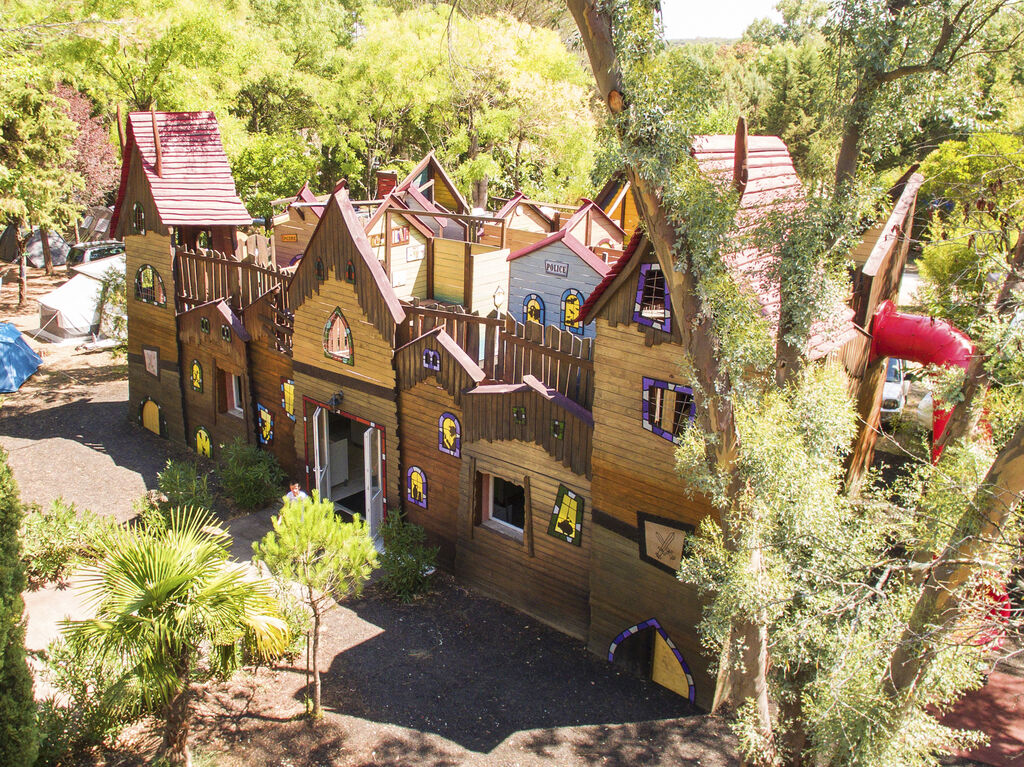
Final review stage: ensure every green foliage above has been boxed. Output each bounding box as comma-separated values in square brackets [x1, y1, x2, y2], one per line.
[157, 459, 213, 512]
[242, 584, 309, 666]
[377, 512, 437, 602]
[0, 448, 38, 767]
[95, 266, 127, 354]
[19, 498, 111, 585]
[217, 438, 286, 511]
[231, 132, 320, 221]
[35, 634, 143, 767]
[62, 506, 288, 762]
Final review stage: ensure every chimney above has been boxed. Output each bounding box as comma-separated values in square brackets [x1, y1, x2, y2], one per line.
[375, 170, 398, 199]
[150, 106, 163, 178]
[733, 116, 748, 197]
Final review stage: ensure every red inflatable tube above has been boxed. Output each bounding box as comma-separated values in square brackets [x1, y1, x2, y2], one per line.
[869, 300, 976, 462]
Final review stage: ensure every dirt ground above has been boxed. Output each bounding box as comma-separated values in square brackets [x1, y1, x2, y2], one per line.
[4, 270, 739, 766]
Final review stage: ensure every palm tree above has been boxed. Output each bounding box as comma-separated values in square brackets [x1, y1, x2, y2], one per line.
[63, 507, 288, 767]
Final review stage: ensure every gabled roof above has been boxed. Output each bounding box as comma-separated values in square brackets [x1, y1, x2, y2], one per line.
[364, 192, 436, 241]
[579, 228, 646, 323]
[506, 227, 611, 277]
[395, 326, 486, 384]
[179, 298, 250, 342]
[494, 191, 527, 219]
[560, 198, 626, 240]
[110, 111, 250, 233]
[495, 192, 557, 228]
[294, 181, 324, 220]
[467, 374, 594, 426]
[396, 152, 471, 214]
[593, 172, 628, 210]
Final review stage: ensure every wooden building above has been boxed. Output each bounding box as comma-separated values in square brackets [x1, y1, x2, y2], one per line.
[594, 172, 641, 237]
[110, 110, 252, 444]
[271, 182, 324, 267]
[506, 228, 611, 339]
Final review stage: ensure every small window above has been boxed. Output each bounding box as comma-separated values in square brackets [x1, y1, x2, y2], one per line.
[134, 264, 166, 306]
[523, 293, 545, 325]
[633, 263, 671, 332]
[547, 485, 583, 546]
[642, 377, 694, 444]
[221, 324, 232, 343]
[551, 419, 565, 439]
[315, 259, 326, 282]
[561, 288, 584, 336]
[345, 260, 356, 283]
[512, 406, 526, 425]
[190, 360, 203, 392]
[218, 370, 244, 418]
[480, 473, 526, 534]
[194, 426, 212, 458]
[438, 412, 461, 457]
[323, 308, 354, 365]
[407, 466, 427, 509]
[132, 202, 146, 236]
[200, 317, 210, 334]
[281, 379, 296, 421]
[142, 346, 159, 378]
[422, 349, 441, 371]
[197, 230, 212, 250]
[257, 403, 274, 445]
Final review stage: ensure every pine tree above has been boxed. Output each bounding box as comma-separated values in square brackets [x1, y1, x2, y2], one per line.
[0, 447, 38, 767]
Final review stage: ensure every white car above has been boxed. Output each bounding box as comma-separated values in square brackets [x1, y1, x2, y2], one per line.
[881, 358, 911, 421]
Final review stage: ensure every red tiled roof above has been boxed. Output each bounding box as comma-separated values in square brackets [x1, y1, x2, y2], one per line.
[494, 191, 526, 219]
[560, 198, 626, 240]
[112, 112, 250, 232]
[506, 228, 611, 276]
[295, 181, 323, 219]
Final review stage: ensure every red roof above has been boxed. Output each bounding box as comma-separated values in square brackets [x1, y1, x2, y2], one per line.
[295, 181, 323, 219]
[506, 227, 611, 277]
[560, 198, 626, 240]
[111, 111, 250, 232]
[580, 136, 855, 358]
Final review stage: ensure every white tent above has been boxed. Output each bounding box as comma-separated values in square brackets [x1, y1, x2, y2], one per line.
[36, 254, 125, 341]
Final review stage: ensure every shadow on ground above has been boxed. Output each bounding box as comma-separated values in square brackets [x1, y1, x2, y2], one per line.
[318, 581, 703, 755]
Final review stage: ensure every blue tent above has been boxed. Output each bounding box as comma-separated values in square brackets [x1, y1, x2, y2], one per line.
[0, 322, 42, 393]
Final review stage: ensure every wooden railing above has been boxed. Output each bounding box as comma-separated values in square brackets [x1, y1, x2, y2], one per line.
[398, 301, 594, 408]
[174, 247, 292, 313]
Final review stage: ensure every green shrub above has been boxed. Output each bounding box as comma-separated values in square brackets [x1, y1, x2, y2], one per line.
[19, 498, 110, 584]
[217, 438, 285, 510]
[157, 459, 213, 511]
[242, 584, 309, 667]
[35, 635, 143, 767]
[378, 513, 437, 602]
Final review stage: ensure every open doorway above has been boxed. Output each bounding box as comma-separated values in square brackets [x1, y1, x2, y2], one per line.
[309, 403, 385, 541]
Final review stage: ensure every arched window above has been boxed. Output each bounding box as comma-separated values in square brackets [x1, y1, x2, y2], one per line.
[633, 263, 671, 332]
[345, 259, 356, 283]
[438, 412, 461, 457]
[523, 293, 544, 326]
[132, 202, 146, 236]
[407, 466, 427, 509]
[190, 360, 203, 392]
[315, 259, 326, 282]
[194, 426, 212, 458]
[140, 398, 162, 436]
[221, 324, 232, 343]
[134, 264, 166, 306]
[561, 288, 584, 335]
[200, 317, 210, 334]
[323, 308, 354, 364]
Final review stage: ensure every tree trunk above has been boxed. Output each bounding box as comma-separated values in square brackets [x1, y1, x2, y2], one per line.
[834, 118, 862, 191]
[39, 226, 54, 277]
[472, 177, 489, 211]
[885, 422, 1024, 699]
[311, 597, 322, 718]
[162, 682, 194, 767]
[16, 224, 28, 307]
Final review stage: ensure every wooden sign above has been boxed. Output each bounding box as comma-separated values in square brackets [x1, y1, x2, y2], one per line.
[281, 233, 298, 243]
[545, 260, 569, 277]
[637, 512, 694, 575]
[369, 233, 385, 248]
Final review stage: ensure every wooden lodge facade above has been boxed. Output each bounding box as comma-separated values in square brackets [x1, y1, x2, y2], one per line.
[116, 111, 917, 711]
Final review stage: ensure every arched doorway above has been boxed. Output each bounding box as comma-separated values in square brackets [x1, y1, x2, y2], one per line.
[608, 618, 695, 703]
[141, 399, 162, 436]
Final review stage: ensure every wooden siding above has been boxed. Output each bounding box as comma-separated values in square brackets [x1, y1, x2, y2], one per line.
[566, 209, 623, 251]
[468, 245, 509, 317]
[594, 245, 684, 347]
[588, 521, 714, 709]
[507, 239, 605, 339]
[273, 207, 319, 267]
[179, 342, 251, 456]
[366, 212, 430, 301]
[432, 238, 465, 305]
[462, 380, 593, 478]
[480, 223, 547, 252]
[176, 248, 291, 314]
[113, 147, 169, 239]
[125, 232, 185, 443]
[394, 331, 481, 404]
[398, 381, 462, 568]
[455, 438, 592, 639]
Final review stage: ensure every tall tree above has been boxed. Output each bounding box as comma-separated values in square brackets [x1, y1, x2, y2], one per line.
[0, 448, 38, 767]
[252, 494, 378, 719]
[64, 507, 288, 767]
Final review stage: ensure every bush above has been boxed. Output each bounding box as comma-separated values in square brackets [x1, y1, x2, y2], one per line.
[378, 513, 437, 602]
[157, 459, 213, 511]
[35, 635, 142, 767]
[242, 584, 309, 667]
[217, 438, 285, 510]
[19, 498, 110, 584]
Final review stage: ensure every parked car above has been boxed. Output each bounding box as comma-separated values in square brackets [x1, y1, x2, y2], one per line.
[66, 240, 125, 268]
[881, 358, 911, 421]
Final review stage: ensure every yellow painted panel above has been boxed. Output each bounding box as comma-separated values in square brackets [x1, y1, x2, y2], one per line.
[142, 400, 161, 434]
[652, 632, 690, 698]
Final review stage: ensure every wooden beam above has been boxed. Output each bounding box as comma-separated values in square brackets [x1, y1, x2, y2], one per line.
[116, 103, 125, 153]
[150, 106, 163, 177]
[733, 116, 748, 195]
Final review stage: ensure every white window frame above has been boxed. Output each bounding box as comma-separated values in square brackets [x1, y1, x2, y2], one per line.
[225, 373, 244, 418]
[480, 473, 525, 542]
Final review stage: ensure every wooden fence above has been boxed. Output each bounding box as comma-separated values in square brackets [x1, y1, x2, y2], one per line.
[174, 247, 292, 314]
[398, 301, 595, 409]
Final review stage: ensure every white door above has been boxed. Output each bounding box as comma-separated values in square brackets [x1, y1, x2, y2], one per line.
[363, 426, 384, 542]
[312, 406, 330, 501]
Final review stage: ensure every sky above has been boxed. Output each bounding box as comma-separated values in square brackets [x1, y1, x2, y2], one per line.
[661, 0, 782, 40]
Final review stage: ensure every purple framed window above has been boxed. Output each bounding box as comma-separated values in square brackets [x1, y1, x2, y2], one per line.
[633, 263, 671, 332]
[642, 377, 695, 444]
[407, 466, 427, 508]
[438, 412, 461, 457]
